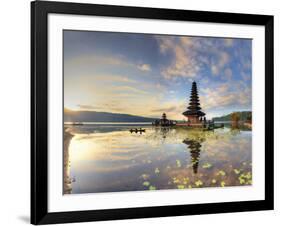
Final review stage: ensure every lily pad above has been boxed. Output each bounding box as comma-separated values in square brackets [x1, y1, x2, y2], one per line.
[239, 178, 245, 184]
[177, 185, 185, 189]
[202, 163, 212, 169]
[149, 185, 156, 190]
[217, 170, 226, 176]
[173, 177, 180, 184]
[141, 174, 149, 180]
[183, 178, 189, 185]
[233, 169, 240, 174]
[143, 181, 150, 186]
[176, 160, 181, 168]
[195, 180, 203, 187]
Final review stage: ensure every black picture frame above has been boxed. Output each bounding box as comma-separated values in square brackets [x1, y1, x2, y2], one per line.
[31, 0, 274, 224]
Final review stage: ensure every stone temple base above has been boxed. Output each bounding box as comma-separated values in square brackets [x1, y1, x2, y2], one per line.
[176, 123, 205, 128]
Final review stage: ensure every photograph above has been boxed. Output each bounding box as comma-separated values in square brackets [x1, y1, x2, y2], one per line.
[63, 30, 253, 195]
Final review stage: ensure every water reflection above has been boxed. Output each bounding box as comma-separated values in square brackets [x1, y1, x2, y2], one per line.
[64, 124, 252, 194]
[183, 139, 202, 174]
[63, 129, 73, 194]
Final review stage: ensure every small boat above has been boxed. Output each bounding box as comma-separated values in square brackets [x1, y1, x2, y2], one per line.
[129, 128, 146, 133]
[71, 122, 83, 126]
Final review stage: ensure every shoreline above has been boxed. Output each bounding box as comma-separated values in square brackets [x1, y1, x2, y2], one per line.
[63, 129, 74, 194]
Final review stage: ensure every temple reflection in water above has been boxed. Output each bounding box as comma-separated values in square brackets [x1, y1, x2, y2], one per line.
[183, 138, 202, 174]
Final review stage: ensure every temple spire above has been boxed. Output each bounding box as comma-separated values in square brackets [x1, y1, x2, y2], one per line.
[182, 81, 205, 123]
[187, 81, 202, 112]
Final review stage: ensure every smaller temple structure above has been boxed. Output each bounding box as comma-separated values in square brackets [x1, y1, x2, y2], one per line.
[153, 113, 175, 127]
[182, 81, 206, 124]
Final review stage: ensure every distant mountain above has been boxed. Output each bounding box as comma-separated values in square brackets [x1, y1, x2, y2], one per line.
[213, 111, 252, 122]
[64, 109, 158, 122]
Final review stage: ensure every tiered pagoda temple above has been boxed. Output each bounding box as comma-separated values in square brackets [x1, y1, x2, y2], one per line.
[153, 113, 175, 127]
[182, 81, 206, 124]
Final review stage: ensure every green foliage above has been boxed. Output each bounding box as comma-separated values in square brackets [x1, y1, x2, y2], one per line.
[213, 111, 252, 122]
[231, 112, 240, 122]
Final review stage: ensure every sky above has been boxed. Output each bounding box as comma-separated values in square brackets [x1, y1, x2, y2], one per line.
[64, 30, 252, 120]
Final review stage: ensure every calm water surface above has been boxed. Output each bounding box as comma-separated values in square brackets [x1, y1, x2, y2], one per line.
[64, 123, 252, 194]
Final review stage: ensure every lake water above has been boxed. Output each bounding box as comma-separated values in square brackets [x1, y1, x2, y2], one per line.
[64, 123, 252, 194]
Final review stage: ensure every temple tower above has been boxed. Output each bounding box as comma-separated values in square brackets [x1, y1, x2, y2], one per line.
[182, 81, 205, 124]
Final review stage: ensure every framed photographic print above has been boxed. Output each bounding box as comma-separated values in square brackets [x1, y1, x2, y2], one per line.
[31, 0, 274, 224]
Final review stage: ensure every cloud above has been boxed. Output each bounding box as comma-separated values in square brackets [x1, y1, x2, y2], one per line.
[155, 36, 233, 80]
[211, 65, 219, 75]
[180, 37, 194, 47]
[67, 54, 151, 74]
[200, 82, 251, 111]
[211, 51, 230, 76]
[137, 64, 151, 72]
[241, 71, 251, 81]
[77, 104, 96, 110]
[112, 85, 148, 95]
[93, 74, 137, 84]
[68, 55, 127, 67]
[158, 36, 174, 53]
[156, 36, 200, 79]
[151, 106, 177, 113]
[147, 99, 187, 120]
[65, 33, 251, 119]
